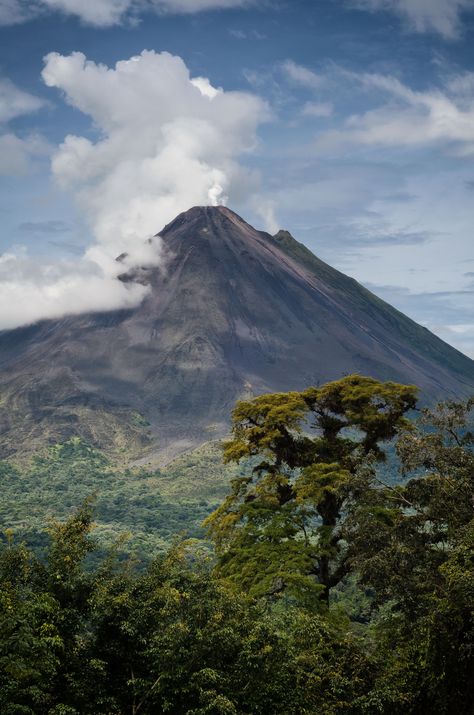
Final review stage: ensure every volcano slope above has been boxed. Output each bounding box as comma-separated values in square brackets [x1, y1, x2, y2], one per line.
[0, 205, 473, 462]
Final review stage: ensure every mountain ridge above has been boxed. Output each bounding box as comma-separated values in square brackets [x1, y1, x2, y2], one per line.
[270, 226, 473, 383]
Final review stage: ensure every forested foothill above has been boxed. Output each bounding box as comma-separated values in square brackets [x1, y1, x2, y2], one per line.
[1, 376, 473, 714]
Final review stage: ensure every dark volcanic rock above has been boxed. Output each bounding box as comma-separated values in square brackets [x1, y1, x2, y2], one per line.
[0, 205, 473, 461]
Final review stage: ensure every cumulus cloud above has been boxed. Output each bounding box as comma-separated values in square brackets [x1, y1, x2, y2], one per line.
[0, 49, 267, 331]
[350, 0, 474, 39]
[316, 71, 474, 155]
[42, 49, 268, 271]
[0, 0, 254, 27]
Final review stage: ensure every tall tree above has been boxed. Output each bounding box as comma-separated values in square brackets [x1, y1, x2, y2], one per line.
[205, 375, 417, 605]
[349, 398, 474, 714]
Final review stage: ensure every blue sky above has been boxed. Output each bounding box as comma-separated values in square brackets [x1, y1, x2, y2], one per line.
[0, 0, 473, 356]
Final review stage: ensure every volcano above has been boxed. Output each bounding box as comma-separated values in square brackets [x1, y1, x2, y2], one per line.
[0, 205, 473, 462]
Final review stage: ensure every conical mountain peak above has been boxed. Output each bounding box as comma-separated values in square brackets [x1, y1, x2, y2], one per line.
[0, 205, 472, 462]
[158, 204, 264, 244]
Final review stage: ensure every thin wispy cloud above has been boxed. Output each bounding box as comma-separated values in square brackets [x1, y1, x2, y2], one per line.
[0, 77, 45, 122]
[229, 27, 266, 39]
[350, 0, 474, 39]
[301, 101, 333, 118]
[281, 60, 323, 90]
[0, 133, 49, 175]
[0, 0, 258, 27]
[19, 220, 72, 233]
[0, 77, 49, 174]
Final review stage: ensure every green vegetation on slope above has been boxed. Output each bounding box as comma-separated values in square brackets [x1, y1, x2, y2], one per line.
[0, 439, 248, 560]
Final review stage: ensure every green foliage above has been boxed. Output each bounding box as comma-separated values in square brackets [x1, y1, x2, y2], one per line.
[350, 397, 474, 713]
[1, 382, 474, 713]
[0, 508, 373, 714]
[206, 375, 417, 605]
[0, 438, 241, 561]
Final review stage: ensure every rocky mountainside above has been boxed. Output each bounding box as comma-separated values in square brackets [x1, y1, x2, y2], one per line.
[0, 205, 473, 462]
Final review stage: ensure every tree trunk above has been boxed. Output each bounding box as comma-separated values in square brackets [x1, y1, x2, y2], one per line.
[319, 555, 331, 605]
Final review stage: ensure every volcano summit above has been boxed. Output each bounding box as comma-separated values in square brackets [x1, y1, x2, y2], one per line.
[0, 206, 473, 462]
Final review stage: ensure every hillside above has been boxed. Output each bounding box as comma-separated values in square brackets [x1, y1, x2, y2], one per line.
[0, 438, 244, 559]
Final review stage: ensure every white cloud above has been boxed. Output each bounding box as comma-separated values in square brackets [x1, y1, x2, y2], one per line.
[302, 101, 333, 118]
[0, 49, 268, 330]
[0, 0, 37, 25]
[153, 0, 252, 11]
[281, 60, 323, 90]
[229, 27, 265, 39]
[190, 75, 222, 99]
[0, 77, 45, 123]
[0, 248, 148, 330]
[42, 49, 268, 270]
[0, 133, 50, 175]
[317, 71, 474, 154]
[41, 0, 130, 25]
[0, 77, 49, 174]
[0, 0, 254, 26]
[350, 0, 474, 39]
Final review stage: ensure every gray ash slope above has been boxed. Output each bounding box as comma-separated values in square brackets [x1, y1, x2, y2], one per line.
[0, 205, 473, 461]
